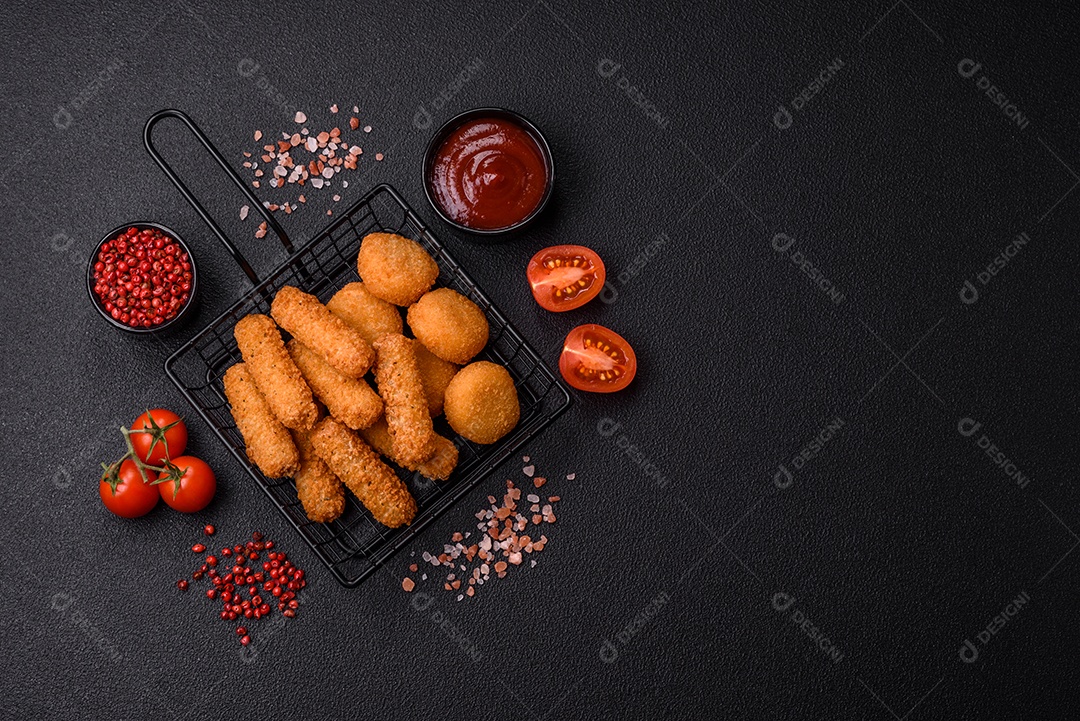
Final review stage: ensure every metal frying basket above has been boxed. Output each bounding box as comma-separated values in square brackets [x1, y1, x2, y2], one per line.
[146, 109, 571, 587]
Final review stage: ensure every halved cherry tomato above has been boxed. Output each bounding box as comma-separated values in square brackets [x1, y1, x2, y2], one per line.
[99, 459, 159, 518]
[527, 245, 606, 312]
[559, 324, 637, 393]
[130, 409, 188, 465]
[156, 456, 216, 513]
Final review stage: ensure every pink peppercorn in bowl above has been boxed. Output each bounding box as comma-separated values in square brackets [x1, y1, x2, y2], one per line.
[87, 222, 198, 334]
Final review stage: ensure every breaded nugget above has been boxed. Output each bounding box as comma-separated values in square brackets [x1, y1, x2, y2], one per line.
[291, 427, 345, 523]
[310, 417, 417, 528]
[361, 418, 459, 481]
[407, 288, 489, 364]
[372, 333, 436, 466]
[271, 285, 374, 379]
[326, 282, 403, 345]
[356, 232, 439, 306]
[223, 363, 301, 478]
[444, 361, 520, 444]
[234, 314, 318, 431]
[412, 340, 459, 416]
[287, 339, 383, 430]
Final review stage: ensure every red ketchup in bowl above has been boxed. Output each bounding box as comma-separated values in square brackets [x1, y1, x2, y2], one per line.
[429, 117, 549, 231]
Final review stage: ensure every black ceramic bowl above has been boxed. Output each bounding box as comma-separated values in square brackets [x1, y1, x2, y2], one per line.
[422, 107, 555, 239]
[86, 222, 198, 334]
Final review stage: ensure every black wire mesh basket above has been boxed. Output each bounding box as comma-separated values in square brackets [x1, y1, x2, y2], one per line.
[147, 110, 571, 587]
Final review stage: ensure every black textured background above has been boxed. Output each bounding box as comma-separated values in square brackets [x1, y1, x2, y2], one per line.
[2, 1, 1078, 719]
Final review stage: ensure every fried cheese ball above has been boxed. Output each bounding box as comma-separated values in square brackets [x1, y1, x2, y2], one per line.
[412, 340, 459, 416]
[270, 285, 374, 379]
[406, 288, 489, 364]
[372, 333, 436, 466]
[310, 417, 417, 528]
[360, 418, 459, 482]
[234, 314, 318, 431]
[356, 232, 439, 306]
[287, 340, 383, 430]
[443, 361, 520, 444]
[222, 363, 300, 478]
[326, 282, 403, 344]
[291, 427, 345, 523]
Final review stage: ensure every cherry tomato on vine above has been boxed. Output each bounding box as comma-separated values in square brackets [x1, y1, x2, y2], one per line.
[526, 245, 606, 312]
[130, 409, 188, 465]
[156, 456, 216, 513]
[99, 459, 160, 518]
[559, 324, 637, 393]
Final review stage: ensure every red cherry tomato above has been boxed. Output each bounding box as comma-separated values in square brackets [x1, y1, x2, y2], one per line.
[130, 409, 188, 465]
[559, 324, 637, 393]
[526, 245, 606, 312]
[157, 456, 216, 513]
[99, 459, 159, 518]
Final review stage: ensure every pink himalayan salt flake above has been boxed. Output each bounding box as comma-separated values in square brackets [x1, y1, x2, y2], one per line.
[294, 111, 307, 123]
[522, 465, 534, 477]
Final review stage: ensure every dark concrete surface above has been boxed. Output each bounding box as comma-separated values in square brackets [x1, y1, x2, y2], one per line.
[1, 1, 1077, 718]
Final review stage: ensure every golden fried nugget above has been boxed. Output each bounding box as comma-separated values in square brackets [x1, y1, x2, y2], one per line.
[407, 288, 489, 364]
[372, 333, 436, 466]
[223, 363, 301, 478]
[326, 282, 403, 345]
[271, 286, 374, 379]
[443, 361, 520, 444]
[360, 418, 459, 481]
[412, 340, 459, 416]
[291, 428, 345, 523]
[310, 417, 417, 528]
[234, 314, 318, 431]
[287, 340, 383, 430]
[356, 232, 439, 306]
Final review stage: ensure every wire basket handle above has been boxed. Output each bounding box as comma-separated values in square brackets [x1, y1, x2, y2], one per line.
[143, 109, 292, 285]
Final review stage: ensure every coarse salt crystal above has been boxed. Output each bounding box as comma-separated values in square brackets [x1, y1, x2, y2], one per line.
[294, 111, 307, 123]
[239, 205, 249, 220]
[522, 465, 535, 477]
[566, 473, 576, 480]
[306, 137, 318, 152]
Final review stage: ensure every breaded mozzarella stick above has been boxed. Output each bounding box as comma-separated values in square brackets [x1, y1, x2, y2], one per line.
[271, 285, 374, 379]
[310, 418, 417, 528]
[234, 314, 317, 431]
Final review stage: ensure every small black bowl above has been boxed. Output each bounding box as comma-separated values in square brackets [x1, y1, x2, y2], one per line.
[422, 107, 555, 239]
[87, 222, 198, 334]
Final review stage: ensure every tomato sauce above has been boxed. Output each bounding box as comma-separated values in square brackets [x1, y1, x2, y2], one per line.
[429, 117, 548, 231]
